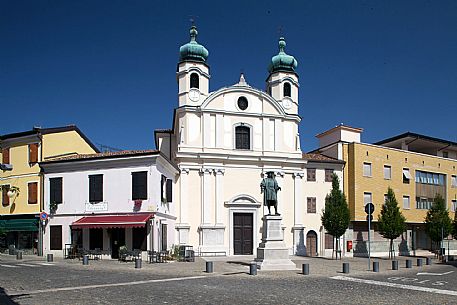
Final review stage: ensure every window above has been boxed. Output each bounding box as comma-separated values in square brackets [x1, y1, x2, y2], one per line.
[383, 165, 391, 180]
[166, 179, 172, 202]
[190, 73, 199, 89]
[416, 170, 445, 186]
[89, 228, 103, 250]
[132, 227, 147, 251]
[364, 192, 372, 206]
[403, 196, 410, 209]
[2, 148, 10, 164]
[2, 185, 10, 206]
[403, 168, 411, 184]
[451, 200, 456, 212]
[307, 168, 316, 182]
[50, 177, 63, 204]
[237, 96, 248, 110]
[235, 125, 250, 149]
[89, 174, 103, 203]
[324, 233, 333, 249]
[416, 197, 432, 210]
[28, 182, 38, 204]
[160, 175, 172, 203]
[283, 82, 291, 97]
[29, 143, 38, 163]
[452, 175, 457, 188]
[132, 171, 147, 200]
[443, 151, 449, 158]
[325, 169, 333, 182]
[50, 225, 62, 250]
[307, 197, 316, 213]
[363, 163, 372, 177]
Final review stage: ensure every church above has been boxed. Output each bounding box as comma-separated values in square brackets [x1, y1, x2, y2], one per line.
[155, 26, 346, 257]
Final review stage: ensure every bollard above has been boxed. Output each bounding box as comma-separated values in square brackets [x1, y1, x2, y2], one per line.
[302, 263, 309, 275]
[406, 259, 412, 268]
[417, 258, 423, 267]
[16, 251, 22, 260]
[82, 255, 89, 265]
[392, 260, 398, 270]
[249, 262, 257, 276]
[206, 261, 213, 273]
[426, 257, 432, 265]
[342, 262, 349, 274]
[135, 258, 142, 269]
[47, 254, 53, 262]
[373, 261, 379, 272]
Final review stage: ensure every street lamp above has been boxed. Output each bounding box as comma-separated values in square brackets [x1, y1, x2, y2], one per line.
[7, 186, 20, 198]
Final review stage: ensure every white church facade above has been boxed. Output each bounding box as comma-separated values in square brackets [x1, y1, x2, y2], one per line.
[155, 26, 346, 257]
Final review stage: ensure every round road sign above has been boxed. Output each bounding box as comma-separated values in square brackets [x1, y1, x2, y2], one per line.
[365, 203, 375, 215]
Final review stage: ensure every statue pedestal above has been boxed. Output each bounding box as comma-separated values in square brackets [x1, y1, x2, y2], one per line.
[255, 215, 297, 270]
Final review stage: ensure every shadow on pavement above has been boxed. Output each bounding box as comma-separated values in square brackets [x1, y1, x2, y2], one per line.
[0, 287, 25, 305]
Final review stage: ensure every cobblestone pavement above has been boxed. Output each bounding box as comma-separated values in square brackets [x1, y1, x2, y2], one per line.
[1, 254, 456, 305]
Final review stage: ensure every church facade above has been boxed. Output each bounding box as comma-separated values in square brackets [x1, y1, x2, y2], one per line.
[155, 26, 346, 257]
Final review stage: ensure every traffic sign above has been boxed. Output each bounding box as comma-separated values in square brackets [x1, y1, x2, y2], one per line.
[40, 212, 48, 221]
[365, 203, 375, 215]
[366, 214, 373, 222]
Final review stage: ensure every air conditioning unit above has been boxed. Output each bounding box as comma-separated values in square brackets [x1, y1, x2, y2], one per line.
[0, 163, 13, 171]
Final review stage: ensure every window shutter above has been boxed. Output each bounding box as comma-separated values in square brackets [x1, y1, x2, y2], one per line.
[50, 178, 63, 204]
[2, 148, 10, 164]
[166, 179, 172, 202]
[29, 143, 38, 163]
[50, 225, 62, 250]
[28, 182, 38, 204]
[235, 126, 250, 149]
[89, 175, 103, 202]
[2, 185, 10, 206]
[161, 175, 166, 202]
[132, 172, 147, 200]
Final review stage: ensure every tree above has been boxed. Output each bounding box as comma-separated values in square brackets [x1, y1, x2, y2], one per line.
[453, 211, 457, 241]
[321, 173, 350, 259]
[424, 194, 452, 251]
[377, 187, 406, 259]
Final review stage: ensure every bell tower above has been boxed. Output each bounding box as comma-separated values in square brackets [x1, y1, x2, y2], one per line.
[266, 37, 299, 115]
[177, 25, 210, 107]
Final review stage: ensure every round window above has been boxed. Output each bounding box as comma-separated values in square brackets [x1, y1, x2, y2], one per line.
[237, 96, 248, 110]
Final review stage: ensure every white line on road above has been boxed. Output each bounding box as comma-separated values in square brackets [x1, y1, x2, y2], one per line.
[417, 271, 454, 276]
[38, 263, 55, 266]
[17, 263, 40, 267]
[0, 264, 18, 268]
[331, 275, 457, 296]
[5, 275, 208, 296]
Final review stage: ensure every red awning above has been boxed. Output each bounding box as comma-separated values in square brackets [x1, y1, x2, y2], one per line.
[71, 214, 153, 229]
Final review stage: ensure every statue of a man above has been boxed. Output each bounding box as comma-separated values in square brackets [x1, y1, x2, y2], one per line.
[260, 171, 281, 215]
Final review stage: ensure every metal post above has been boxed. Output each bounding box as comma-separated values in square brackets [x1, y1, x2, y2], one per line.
[135, 258, 142, 269]
[302, 263, 309, 275]
[368, 205, 371, 271]
[206, 261, 213, 273]
[249, 262, 257, 276]
[47, 253, 53, 262]
[342, 262, 349, 274]
[392, 260, 398, 270]
[82, 255, 89, 265]
[426, 257, 432, 265]
[373, 261, 379, 272]
[16, 251, 22, 260]
[406, 259, 412, 268]
[417, 258, 423, 267]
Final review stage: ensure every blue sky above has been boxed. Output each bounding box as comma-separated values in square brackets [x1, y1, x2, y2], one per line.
[1, 1, 456, 152]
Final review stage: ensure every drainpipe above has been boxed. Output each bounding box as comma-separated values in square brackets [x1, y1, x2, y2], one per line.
[38, 131, 44, 256]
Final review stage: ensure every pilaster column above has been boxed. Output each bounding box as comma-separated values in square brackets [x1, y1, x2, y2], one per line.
[200, 168, 213, 225]
[215, 168, 225, 225]
[293, 172, 304, 226]
[179, 167, 190, 224]
[275, 171, 284, 213]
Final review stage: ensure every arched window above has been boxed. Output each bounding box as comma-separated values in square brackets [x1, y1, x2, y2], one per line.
[190, 73, 199, 89]
[283, 82, 291, 97]
[235, 125, 250, 150]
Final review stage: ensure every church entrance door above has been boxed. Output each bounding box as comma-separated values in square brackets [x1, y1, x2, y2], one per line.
[233, 213, 253, 255]
[306, 231, 317, 257]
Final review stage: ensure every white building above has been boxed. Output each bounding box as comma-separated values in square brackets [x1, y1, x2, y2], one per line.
[40, 150, 178, 258]
[155, 26, 346, 257]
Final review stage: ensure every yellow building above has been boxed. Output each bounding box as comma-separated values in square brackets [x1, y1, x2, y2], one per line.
[315, 125, 457, 256]
[0, 126, 98, 255]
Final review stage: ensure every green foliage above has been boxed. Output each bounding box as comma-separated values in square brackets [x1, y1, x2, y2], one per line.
[453, 212, 457, 240]
[321, 174, 350, 239]
[425, 194, 452, 243]
[377, 187, 406, 240]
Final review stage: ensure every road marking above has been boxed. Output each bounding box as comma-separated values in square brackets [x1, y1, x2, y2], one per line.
[5, 275, 208, 296]
[417, 271, 454, 276]
[17, 263, 40, 267]
[0, 264, 18, 268]
[331, 275, 457, 296]
[38, 263, 55, 266]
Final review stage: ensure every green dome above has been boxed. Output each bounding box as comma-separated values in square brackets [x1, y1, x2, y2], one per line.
[179, 26, 209, 63]
[268, 37, 298, 73]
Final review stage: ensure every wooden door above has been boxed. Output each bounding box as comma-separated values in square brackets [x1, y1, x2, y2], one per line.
[306, 231, 317, 257]
[233, 213, 253, 255]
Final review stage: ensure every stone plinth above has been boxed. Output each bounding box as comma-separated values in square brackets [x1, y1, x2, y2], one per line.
[255, 215, 296, 270]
